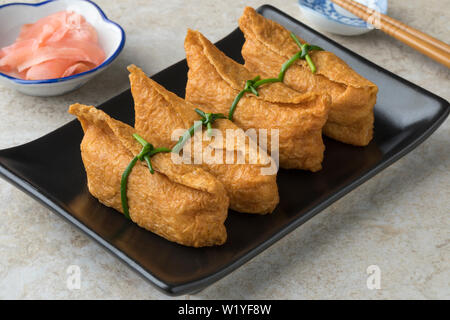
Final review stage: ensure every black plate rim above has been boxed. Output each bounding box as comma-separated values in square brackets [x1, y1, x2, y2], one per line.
[0, 4, 448, 296]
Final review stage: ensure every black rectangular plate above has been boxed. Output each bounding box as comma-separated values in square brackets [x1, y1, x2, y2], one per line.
[0, 5, 448, 296]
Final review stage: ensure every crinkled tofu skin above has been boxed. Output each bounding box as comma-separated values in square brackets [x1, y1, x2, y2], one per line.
[238, 7, 378, 146]
[128, 65, 279, 214]
[184, 30, 330, 172]
[68, 103, 228, 247]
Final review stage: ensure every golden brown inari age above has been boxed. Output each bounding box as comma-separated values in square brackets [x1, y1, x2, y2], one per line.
[238, 7, 378, 146]
[128, 65, 279, 214]
[184, 29, 330, 172]
[68, 103, 229, 247]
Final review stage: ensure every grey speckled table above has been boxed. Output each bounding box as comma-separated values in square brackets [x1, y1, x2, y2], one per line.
[0, 0, 448, 299]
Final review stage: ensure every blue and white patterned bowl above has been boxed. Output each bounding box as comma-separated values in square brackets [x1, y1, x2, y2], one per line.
[298, 0, 388, 36]
[0, 0, 125, 96]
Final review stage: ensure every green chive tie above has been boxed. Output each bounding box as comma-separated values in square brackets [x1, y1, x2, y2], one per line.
[289, 33, 324, 75]
[121, 134, 171, 219]
[172, 108, 227, 153]
[228, 76, 281, 120]
[227, 32, 324, 121]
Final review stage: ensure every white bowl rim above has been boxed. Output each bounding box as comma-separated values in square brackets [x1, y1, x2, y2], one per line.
[0, 0, 126, 85]
[298, 0, 388, 29]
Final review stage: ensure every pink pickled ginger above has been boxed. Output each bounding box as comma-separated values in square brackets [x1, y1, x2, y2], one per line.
[0, 11, 106, 80]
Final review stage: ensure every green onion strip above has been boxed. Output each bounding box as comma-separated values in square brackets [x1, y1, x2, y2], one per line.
[120, 134, 171, 219]
[172, 108, 227, 153]
[228, 32, 324, 120]
[121, 109, 226, 219]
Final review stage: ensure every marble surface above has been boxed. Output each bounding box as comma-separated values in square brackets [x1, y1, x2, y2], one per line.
[0, 0, 448, 300]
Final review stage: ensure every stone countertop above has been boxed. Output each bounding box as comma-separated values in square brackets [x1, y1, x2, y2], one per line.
[0, 0, 448, 299]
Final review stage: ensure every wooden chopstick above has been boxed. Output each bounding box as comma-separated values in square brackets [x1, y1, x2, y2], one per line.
[339, 0, 450, 54]
[329, 0, 450, 68]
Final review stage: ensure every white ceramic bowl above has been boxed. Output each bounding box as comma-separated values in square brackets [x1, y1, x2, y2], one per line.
[0, 0, 125, 96]
[298, 0, 388, 36]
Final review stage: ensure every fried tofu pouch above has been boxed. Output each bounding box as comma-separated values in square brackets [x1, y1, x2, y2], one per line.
[128, 65, 279, 214]
[238, 7, 378, 146]
[184, 29, 330, 172]
[69, 103, 228, 247]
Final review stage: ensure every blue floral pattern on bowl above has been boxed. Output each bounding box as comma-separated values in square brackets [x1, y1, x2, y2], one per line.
[299, 0, 387, 28]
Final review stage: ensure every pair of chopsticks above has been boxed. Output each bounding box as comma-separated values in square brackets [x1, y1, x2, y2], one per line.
[329, 0, 450, 68]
